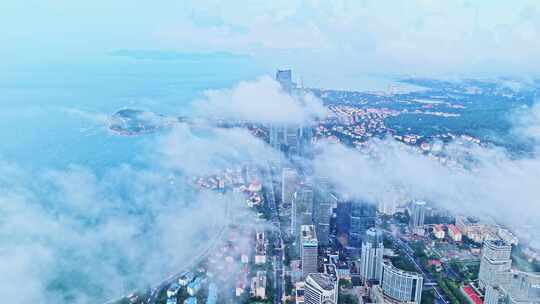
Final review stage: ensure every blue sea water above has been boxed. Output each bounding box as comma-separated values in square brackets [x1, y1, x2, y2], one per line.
[0, 53, 263, 172]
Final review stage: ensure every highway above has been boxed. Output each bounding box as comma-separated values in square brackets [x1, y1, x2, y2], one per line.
[262, 163, 284, 304]
[104, 193, 233, 304]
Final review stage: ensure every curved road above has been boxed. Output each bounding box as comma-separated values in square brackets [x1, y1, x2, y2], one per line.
[104, 193, 233, 304]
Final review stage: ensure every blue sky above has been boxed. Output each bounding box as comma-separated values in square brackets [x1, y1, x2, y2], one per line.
[2, 0, 540, 87]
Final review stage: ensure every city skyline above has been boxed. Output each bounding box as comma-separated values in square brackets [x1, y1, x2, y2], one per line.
[1, 2, 540, 304]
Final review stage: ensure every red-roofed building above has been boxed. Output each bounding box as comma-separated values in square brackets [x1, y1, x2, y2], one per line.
[433, 224, 445, 239]
[463, 285, 483, 304]
[448, 224, 462, 242]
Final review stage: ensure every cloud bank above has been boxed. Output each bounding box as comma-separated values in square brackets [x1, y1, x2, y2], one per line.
[0, 118, 283, 303]
[313, 103, 540, 247]
[193, 76, 327, 124]
[0, 160, 244, 303]
[7, 1, 539, 89]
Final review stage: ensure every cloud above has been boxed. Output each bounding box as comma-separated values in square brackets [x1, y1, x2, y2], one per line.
[156, 123, 282, 176]
[192, 76, 327, 124]
[515, 102, 540, 144]
[63, 108, 110, 125]
[3, 1, 540, 90]
[0, 158, 244, 303]
[313, 103, 540, 247]
[156, 0, 540, 85]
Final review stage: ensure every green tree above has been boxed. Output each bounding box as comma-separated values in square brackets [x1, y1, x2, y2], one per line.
[338, 294, 358, 304]
[421, 290, 435, 304]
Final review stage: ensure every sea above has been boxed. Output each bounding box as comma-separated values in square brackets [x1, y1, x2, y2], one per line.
[0, 53, 263, 173]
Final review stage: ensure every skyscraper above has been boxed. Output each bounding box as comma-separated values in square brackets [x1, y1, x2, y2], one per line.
[381, 261, 423, 304]
[304, 273, 338, 304]
[409, 201, 426, 235]
[335, 201, 376, 250]
[281, 168, 297, 208]
[479, 239, 512, 290]
[349, 202, 377, 248]
[292, 184, 314, 238]
[484, 271, 540, 304]
[269, 124, 306, 157]
[360, 228, 384, 283]
[284, 126, 301, 155]
[301, 225, 319, 278]
[336, 200, 351, 242]
[276, 69, 295, 92]
[313, 178, 334, 246]
[269, 124, 284, 151]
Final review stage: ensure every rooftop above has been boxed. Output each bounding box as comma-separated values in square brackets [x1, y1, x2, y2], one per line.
[463, 285, 483, 304]
[307, 273, 335, 291]
[301, 225, 318, 245]
[448, 224, 461, 234]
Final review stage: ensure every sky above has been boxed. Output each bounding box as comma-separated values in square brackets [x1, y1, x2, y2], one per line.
[2, 1, 540, 88]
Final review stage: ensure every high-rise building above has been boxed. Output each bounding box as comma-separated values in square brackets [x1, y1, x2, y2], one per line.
[304, 273, 338, 304]
[281, 168, 297, 208]
[292, 184, 314, 238]
[335, 201, 376, 249]
[276, 69, 295, 92]
[381, 261, 423, 304]
[251, 271, 267, 299]
[269, 124, 309, 157]
[335, 199, 350, 241]
[485, 285, 504, 304]
[301, 225, 319, 278]
[484, 271, 540, 304]
[377, 199, 397, 216]
[313, 178, 334, 246]
[409, 201, 426, 235]
[349, 202, 377, 248]
[285, 126, 301, 155]
[360, 228, 384, 283]
[270, 69, 314, 157]
[269, 124, 283, 151]
[479, 240, 513, 290]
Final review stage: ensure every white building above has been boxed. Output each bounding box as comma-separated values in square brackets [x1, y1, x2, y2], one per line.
[484, 271, 540, 304]
[433, 225, 445, 240]
[497, 228, 519, 246]
[381, 261, 423, 304]
[187, 277, 203, 296]
[409, 201, 426, 236]
[178, 272, 195, 286]
[167, 282, 180, 298]
[304, 273, 338, 304]
[251, 271, 267, 299]
[360, 228, 384, 283]
[479, 240, 512, 290]
[448, 224, 462, 242]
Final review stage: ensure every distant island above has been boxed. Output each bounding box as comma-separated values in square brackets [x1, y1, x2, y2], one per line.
[108, 109, 182, 136]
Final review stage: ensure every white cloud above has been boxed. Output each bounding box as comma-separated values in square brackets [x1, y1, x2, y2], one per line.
[157, 123, 281, 176]
[158, 0, 540, 84]
[193, 76, 327, 124]
[313, 103, 540, 247]
[0, 158, 244, 303]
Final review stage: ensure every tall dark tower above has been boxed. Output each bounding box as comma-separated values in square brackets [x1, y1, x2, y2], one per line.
[336, 200, 376, 249]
